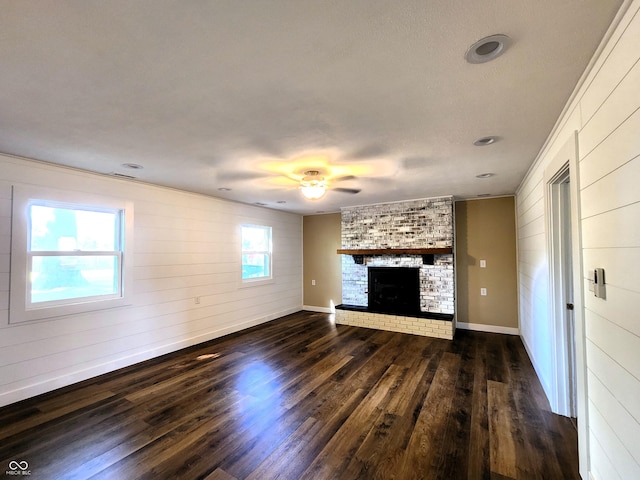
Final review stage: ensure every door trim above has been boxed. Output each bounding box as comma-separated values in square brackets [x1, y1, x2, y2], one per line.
[543, 131, 589, 477]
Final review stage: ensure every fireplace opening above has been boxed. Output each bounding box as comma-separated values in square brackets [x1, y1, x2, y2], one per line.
[368, 267, 420, 315]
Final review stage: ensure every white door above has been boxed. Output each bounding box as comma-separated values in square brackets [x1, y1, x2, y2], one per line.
[549, 167, 577, 417]
[559, 177, 577, 418]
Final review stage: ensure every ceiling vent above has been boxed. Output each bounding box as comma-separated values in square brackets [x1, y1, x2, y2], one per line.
[110, 172, 137, 179]
[121, 163, 143, 170]
[465, 34, 511, 64]
[474, 136, 497, 146]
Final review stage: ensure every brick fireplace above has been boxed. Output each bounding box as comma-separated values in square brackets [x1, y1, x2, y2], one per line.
[335, 196, 455, 340]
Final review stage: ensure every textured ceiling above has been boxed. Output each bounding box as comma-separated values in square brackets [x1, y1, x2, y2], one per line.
[0, 1, 624, 214]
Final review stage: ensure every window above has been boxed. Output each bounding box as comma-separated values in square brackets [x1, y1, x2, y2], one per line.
[241, 224, 272, 282]
[28, 203, 122, 305]
[10, 185, 133, 323]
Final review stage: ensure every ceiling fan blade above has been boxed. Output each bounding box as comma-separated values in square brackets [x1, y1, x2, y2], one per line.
[332, 175, 357, 182]
[333, 187, 361, 195]
[343, 144, 389, 160]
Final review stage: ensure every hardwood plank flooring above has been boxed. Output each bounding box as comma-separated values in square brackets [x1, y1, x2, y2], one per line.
[0, 312, 579, 479]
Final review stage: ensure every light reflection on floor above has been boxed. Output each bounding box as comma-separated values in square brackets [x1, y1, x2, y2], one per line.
[234, 361, 282, 432]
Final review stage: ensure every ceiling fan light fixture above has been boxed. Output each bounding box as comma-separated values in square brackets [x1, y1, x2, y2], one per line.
[300, 182, 326, 200]
[465, 34, 511, 64]
[300, 170, 327, 200]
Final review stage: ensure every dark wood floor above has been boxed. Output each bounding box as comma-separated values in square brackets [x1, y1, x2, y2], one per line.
[0, 312, 579, 479]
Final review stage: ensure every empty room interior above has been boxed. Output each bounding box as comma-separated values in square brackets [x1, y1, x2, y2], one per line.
[1, 1, 639, 479]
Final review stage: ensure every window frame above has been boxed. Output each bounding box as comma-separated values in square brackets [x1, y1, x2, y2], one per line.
[9, 185, 134, 324]
[240, 224, 273, 284]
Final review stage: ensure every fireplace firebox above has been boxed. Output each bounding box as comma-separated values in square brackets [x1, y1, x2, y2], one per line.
[368, 267, 420, 315]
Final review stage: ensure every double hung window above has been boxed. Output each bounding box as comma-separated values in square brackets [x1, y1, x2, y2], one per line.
[28, 202, 123, 306]
[10, 186, 133, 323]
[241, 224, 272, 282]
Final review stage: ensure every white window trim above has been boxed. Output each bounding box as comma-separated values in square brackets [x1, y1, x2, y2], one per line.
[240, 224, 273, 286]
[9, 184, 134, 324]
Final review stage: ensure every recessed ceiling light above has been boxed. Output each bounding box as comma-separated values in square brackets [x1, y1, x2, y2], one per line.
[218, 187, 231, 191]
[474, 136, 497, 146]
[465, 34, 511, 64]
[121, 163, 143, 170]
[476, 173, 494, 178]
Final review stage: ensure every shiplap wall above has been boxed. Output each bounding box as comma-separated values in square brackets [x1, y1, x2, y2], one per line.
[516, 2, 640, 478]
[0, 154, 302, 407]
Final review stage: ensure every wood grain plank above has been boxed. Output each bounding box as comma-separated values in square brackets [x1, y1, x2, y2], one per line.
[244, 417, 318, 480]
[488, 380, 517, 478]
[0, 386, 117, 441]
[300, 363, 407, 479]
[467, 336, 491, 480]
[434, 333, 476, 479]
[399, 351, 461, 479]
[202, 468, 238, 480]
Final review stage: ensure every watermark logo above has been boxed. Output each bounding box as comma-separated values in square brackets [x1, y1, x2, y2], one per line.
[5, 461, 31, 476]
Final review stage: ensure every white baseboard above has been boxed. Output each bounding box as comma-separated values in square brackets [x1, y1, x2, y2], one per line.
[456, 322, 520, 336]
[303, 305, 335, 314]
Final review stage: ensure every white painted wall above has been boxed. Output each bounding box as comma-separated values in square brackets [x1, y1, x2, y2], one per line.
[0, 154, 303, 407]
[516, 2, 640, 478]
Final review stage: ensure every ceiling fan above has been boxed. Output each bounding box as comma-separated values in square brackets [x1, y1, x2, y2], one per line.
[215, 150, 394, 200]
[299, 170, 360, 200]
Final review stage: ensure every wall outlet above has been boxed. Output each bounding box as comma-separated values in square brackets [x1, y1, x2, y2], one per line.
[480, 259, 486, 268]
[480, 288, 487, 296]
[311, 280, 316, 286]
[195, 296, 201, 304]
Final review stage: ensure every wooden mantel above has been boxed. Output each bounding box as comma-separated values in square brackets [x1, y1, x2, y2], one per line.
[336, 247, 452, 255]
